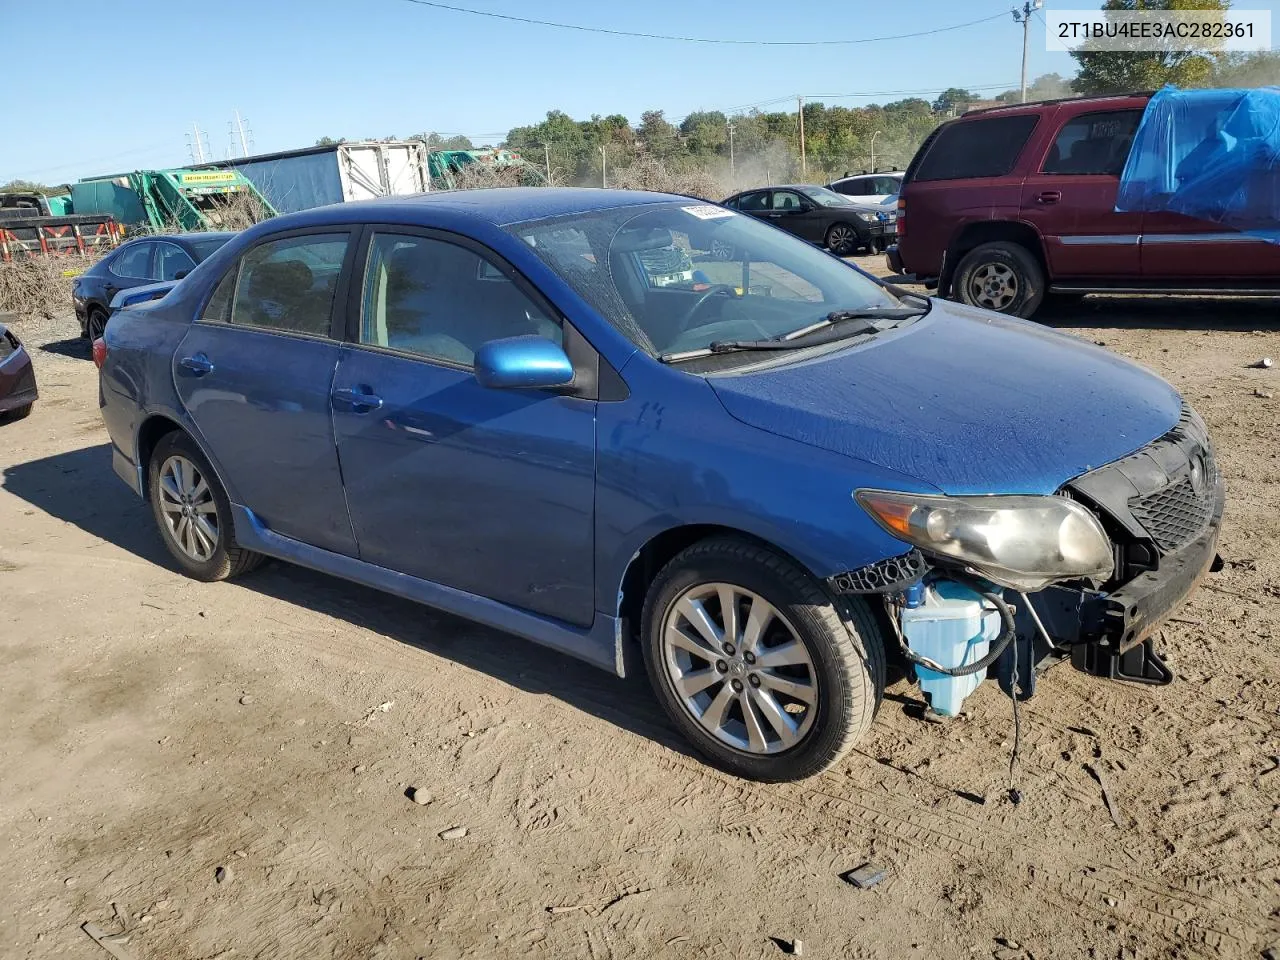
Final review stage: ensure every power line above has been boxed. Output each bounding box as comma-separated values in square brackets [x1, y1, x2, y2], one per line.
[395, 0, 1011, 46]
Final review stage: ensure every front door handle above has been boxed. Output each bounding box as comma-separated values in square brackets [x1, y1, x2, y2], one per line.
[331, 387, 383, 413]
[1036, 190, 1062, 204]
[179, 353, 214, 376]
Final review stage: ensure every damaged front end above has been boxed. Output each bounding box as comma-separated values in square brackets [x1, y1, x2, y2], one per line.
[829, 403, 1224, 717]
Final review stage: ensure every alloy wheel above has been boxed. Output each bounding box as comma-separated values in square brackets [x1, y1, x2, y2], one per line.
[968, 262, 1019, 311]
[157, 455, 219, 562]
[88, 311, 107, 341]
[828, 225, 856, 255]
[660, 582, 818, 755]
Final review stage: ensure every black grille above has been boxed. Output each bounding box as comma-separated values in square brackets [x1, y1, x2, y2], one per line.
[1128, 466, 1215, 552]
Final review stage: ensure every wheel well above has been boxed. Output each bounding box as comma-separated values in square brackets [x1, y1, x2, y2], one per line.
[617, 524, 809, 642]
[943, 221, 1045, 296]
[135, 415, 185, 499]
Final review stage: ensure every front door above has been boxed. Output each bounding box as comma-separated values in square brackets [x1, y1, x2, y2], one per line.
[330, 229, 597, 626]
[765, 189, 826, 244]
[1019, 108, 1145, 278]
[173, 230, 358, 556]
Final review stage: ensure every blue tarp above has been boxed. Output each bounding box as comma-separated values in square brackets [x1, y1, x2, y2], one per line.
[1117, 86, 1280, 241]
[218, 151, 344, 215]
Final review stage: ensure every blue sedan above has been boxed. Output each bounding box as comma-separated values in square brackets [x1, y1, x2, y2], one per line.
[97, 188, 1223, 781]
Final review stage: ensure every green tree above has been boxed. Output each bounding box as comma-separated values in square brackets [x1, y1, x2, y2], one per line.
[638, 110, 680, 159]
[932, 87, 976, 113]
[411, 132, 474, 150]
[996, 72, 1073, 103]
[1072, 0, 1230, 95]
[1, 179, 56, 195]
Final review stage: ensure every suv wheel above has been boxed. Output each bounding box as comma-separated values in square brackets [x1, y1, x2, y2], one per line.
[640, 537, 885, 782]
[148, 432, 263, 581]
[953, 241, 1045, 318]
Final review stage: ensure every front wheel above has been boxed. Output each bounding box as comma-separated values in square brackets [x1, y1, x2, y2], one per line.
[641, 537, 886, 782]
[825, 222, 860, 257]
[87, 307, 108, 342]
[952, 241, 1045, 318]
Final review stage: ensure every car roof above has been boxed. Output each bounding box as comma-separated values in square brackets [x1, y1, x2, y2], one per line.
[119, 231, 236, 247]
[831, 172, 904, 182]
[265, 188, 698, 232]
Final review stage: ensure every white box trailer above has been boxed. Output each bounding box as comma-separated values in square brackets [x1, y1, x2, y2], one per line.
[195, 140, 430, 214]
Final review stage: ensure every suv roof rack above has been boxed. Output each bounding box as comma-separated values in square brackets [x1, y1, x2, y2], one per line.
[963, 91, 1155, 115]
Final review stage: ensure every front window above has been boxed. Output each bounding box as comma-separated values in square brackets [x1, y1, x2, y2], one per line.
[508, 202, 902, 365]
[797, 185, 854, 207]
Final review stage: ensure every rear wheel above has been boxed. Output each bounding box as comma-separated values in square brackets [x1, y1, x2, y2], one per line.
[147, 432, 262, 581]
[825, 222, 860, 257]
[641, 537, 885, 782]
[87, 307, 108, 342]
[952, 241, 1045, 318]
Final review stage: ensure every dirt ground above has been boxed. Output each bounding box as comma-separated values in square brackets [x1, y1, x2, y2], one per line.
[1, 267, 1278, 960]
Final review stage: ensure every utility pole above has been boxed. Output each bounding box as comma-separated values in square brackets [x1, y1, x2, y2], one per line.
[727, 121, 736, 186]
[233, 109, 251, 157]
[188, 122, 207, 163]
[1012, 1, 1042, 103]
[797, 96, 807, 178]
[869, 130, 881, 172]
[600, 144, 607, 188]
[543, 143, 552, 184]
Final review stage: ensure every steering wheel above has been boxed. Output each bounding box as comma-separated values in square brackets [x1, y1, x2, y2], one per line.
[677, 284, 737, 333]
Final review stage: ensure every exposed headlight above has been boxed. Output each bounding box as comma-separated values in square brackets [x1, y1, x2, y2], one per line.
[856, 212, 879, 222]
[855, 490, 1114, 591]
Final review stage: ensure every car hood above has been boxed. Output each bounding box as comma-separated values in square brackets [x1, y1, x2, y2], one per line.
[708, 302, 1181, 495]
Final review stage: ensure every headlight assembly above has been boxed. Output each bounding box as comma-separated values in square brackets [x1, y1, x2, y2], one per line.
[856, 489, 1114, 591]
[856, 212, 879, 222]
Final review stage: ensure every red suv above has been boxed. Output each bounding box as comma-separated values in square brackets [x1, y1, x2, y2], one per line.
[888, 92, 1280, 317]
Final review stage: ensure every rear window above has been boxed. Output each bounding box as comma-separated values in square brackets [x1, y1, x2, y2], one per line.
[912, 114, 1040, 182]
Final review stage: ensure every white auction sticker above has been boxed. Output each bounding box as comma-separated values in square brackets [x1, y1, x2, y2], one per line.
[682, 204, 735, 220]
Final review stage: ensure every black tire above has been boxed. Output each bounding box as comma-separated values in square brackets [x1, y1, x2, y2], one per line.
[640, 537, 886, 782]
[952, 241, 1045, 318]
[86, 307, 108, 342]
[825, 222, 860, 257]
[147, 431, 263, 581]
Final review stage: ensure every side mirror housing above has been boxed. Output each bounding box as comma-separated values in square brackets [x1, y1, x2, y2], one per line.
[474, 335, 574, 391]
[174, 269, 190, 280]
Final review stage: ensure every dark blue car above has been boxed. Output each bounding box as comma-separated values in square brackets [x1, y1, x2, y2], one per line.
[98, 188, 1223, 781]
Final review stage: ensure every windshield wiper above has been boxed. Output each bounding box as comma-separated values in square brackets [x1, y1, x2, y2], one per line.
[657, 304, 928, 363]
[702, 306, 926, 355]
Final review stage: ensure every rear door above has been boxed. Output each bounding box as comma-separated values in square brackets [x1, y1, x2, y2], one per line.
[330, 228, 597, 626]
[173, 230, 359, 556]
[1019, 107, 1144, 278]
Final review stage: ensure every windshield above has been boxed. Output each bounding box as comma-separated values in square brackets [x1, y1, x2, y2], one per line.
[797, 185, 853, 207]
[188, 235, 232, 262]
[507, 202, 899, 364]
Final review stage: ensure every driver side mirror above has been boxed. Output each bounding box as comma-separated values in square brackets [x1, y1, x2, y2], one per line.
[174, 269, 190, 280]
[474, 335, 575, 391]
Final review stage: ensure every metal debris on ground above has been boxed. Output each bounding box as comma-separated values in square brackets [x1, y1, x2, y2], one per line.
[1251, 357, 1273, 368]
[840, 862, 888, 889]
[81, 922, 136, 960]
[1084, 763, 1127, 830]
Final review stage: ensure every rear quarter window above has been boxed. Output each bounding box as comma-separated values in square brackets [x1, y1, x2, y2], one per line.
[912, 114, 1040, 182]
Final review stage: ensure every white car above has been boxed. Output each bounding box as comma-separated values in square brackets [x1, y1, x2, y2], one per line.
[828, 171, 904, 205]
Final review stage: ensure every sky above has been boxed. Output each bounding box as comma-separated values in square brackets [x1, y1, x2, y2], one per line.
[2, 0, 1274, 185]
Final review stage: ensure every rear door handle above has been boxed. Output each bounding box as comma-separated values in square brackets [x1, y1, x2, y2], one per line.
[179, 353, 214, 376]
[1036, 190, 1062, 204]
[331, 386, 383, 413]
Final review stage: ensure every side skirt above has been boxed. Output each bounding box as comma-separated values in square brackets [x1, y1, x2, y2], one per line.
[229, 505, 623, 677]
